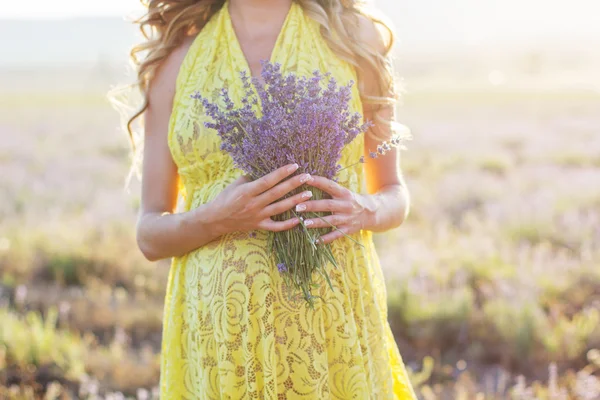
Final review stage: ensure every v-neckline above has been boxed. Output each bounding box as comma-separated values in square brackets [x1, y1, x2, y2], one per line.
[224, 1, 295, 79]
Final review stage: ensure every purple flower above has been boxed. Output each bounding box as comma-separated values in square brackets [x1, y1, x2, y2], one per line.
[363, 133, 408, 163]
[191, 61, 370, 180]
[359, 156, 365, 163]
[191, 61, 380, 303]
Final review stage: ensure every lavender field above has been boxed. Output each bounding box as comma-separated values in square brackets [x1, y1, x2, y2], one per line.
[1, 39, 600, 398]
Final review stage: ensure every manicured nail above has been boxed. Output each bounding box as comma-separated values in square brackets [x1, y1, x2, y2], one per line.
[304, 220, 314, 227]
[302, 191, 313, 199]
[300, 174, 312, 183]
[288, 163, 299, 173]
[296, 204, 306, 212]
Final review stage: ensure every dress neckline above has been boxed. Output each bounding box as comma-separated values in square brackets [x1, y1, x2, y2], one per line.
[223, 1, 297, 79]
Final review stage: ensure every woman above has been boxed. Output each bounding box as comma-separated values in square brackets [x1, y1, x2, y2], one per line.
[129, 0, 416, 398]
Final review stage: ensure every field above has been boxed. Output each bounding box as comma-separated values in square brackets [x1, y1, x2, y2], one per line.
[1, 48, 600, 399]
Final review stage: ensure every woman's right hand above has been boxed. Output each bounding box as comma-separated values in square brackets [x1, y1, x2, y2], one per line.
[210, 163, 314, 235]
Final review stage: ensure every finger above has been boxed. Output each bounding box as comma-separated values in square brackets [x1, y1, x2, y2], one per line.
[259, 217, 300, 232]
[247, 164, 299, 195]
[303, 214, 350, 229]
[294, 199, 352, 214]
[256, 173, 313, 207]
[263, 190, 313, 217]
[318, 226, 357, 245]
[306, 176, 350, 198]
[230, 175, 251, 187]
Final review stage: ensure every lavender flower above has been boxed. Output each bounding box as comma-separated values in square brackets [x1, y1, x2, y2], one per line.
[191, 61, 371, 307]
[365, 133, 409, 161]
[192, 62, 369, 181]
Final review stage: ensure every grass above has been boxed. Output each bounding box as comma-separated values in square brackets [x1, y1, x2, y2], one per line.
[478, 155, 514, 175]
[1, 59, 600, 398]
[550, 152, 600, 169]
[0, 307, 160, 399]
[0, 307, 86, 396]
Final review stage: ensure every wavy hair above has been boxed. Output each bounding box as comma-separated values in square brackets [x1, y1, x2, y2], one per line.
[125, 0, 401, 153]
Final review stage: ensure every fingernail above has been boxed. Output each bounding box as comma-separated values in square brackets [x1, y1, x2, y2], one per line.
[288, 163, 299, 173]
[302, 191, 313, 199]
[300, 174, 312, 183]
[296, 204, 306, 212]
[304, 220, 314, 227]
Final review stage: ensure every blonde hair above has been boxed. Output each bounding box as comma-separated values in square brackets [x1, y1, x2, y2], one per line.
[126, 0, 400, 152]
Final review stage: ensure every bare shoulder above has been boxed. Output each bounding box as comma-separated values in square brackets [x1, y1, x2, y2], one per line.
[356, 14, 393, 56]
[148, 35, 197, 103]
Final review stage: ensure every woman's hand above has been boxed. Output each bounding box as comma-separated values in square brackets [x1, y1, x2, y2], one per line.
[296, 176, 377, 245]
[210, 163, 314, 235]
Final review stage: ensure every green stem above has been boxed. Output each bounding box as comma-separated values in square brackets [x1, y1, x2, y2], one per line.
[336, 161, 363, 173]
[307, 212, 364, 247]
[292, 210, 318, 251]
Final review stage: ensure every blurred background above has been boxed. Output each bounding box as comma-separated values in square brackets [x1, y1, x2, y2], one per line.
[1, 0, 599, 399]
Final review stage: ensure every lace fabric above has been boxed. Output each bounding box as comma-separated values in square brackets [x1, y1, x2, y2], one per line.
[160, 3, 417, 398]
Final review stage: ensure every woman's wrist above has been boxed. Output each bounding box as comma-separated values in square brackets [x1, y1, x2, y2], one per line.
[187, 202, 230, 239]
[357, 193, 379, 231]
[359, 185, 409, 232]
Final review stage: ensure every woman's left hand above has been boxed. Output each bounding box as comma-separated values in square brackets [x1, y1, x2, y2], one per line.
[295, 176, 376, 244]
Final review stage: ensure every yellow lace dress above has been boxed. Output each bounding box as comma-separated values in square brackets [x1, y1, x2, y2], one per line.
[160, 2, 417, 399]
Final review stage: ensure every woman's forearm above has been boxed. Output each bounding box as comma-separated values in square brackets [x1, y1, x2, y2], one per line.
[136, 202, 228, 261]
[362, 183, 410, 233]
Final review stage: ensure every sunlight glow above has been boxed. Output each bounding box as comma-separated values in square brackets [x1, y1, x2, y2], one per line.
[1, 0, 599, 46]
[0, 1, 144, 19]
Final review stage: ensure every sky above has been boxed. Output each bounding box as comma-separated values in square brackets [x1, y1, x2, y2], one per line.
[0, 1, 144, 19]
[1, 0, 599, 43]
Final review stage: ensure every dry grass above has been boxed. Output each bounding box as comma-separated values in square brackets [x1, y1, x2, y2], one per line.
[1, 55, 599, 398]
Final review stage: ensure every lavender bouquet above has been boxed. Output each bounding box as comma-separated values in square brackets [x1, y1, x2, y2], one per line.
[192, 62, 395, 306]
